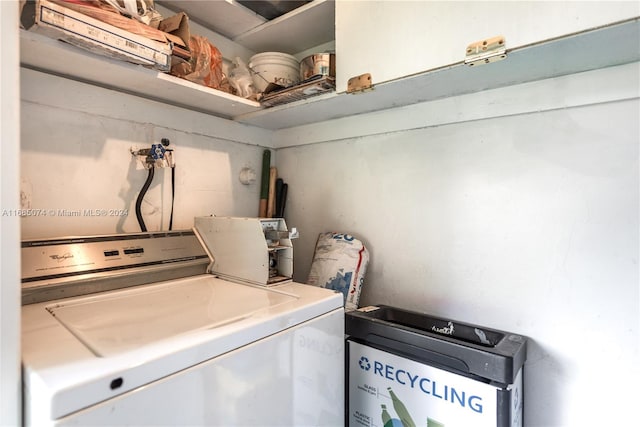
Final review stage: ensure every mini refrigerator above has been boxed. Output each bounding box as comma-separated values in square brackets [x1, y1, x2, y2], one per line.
[346, 305, 527, 427]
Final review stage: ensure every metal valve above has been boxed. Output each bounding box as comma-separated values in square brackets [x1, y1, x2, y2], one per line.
[131, 138, 174, 169]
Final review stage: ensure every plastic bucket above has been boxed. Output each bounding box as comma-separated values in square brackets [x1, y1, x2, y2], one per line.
[249, 52, 300, 93]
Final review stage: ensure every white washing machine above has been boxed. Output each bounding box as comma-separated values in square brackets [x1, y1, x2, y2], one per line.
[21, 229, 344, 426]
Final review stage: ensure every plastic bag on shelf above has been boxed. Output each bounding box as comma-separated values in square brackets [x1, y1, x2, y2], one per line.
[228, 57, 256, 99]
[171, 35, 224, 90]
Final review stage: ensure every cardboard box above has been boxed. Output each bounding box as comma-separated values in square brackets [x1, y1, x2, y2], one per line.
[158, 11, 191, 59]
[42, 1, 192, 58]
[22, 0, 172, 71]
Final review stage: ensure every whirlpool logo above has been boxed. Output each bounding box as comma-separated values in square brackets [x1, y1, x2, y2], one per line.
[50, 253, 74, 262]
[356, 354, 484, 415]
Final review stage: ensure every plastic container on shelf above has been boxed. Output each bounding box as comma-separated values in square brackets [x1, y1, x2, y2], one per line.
[249, 52, 300, 93]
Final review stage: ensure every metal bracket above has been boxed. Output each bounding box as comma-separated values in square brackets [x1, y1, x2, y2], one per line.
[347, 73, 373, 94]
[465, 35, 507, 66]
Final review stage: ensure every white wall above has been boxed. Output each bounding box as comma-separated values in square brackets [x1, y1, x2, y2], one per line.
[20, 69, 271, 239]
[0, 1, 21, 425]
[277, 63, 639, 426]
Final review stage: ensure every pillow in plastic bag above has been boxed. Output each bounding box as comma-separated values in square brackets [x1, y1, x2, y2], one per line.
[307, 232, 369, 311]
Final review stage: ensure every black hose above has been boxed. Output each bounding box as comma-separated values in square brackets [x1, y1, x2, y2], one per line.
[169, 165, 175, 231]
[135, 166, 155, 232]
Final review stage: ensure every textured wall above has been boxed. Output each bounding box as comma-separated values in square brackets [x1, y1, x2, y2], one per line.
[277, 64, 639, 426]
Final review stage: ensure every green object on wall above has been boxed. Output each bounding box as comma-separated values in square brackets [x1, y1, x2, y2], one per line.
[260, 150, 270, 199]
[259, 149, 271, 217]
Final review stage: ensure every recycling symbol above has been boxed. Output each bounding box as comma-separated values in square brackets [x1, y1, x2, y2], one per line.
[359, 356, 371, 371]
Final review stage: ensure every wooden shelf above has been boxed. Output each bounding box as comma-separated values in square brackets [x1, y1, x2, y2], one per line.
[235, 18, 640, 130]
[20, 17, 639, 130]
[20, 30, 261, 119]
[233, 0, 335, 54]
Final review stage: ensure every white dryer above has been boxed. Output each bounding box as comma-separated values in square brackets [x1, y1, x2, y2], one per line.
[21, 229, 344, 426]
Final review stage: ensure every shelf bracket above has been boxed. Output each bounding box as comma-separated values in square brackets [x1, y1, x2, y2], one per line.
[347, 73, 373, 94]
[465, 35, 507, 66]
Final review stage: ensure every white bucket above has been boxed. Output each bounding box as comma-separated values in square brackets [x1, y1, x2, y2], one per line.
[249, 52, 300, 93]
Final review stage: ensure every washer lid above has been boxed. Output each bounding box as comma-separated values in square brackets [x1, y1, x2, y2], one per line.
[47, 276, 297, 357]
